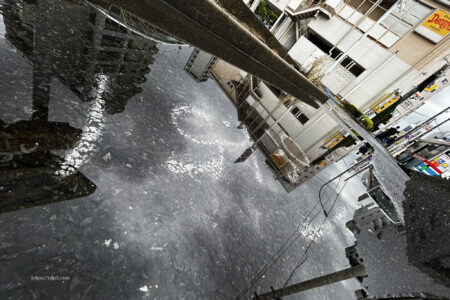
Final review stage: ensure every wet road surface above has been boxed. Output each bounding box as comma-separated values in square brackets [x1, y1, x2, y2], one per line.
[0, 1, 363, 299]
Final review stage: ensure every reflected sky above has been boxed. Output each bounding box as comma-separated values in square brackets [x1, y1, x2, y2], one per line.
[396, 85, 450, 132]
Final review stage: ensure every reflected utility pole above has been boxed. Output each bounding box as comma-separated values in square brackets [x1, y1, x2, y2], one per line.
[254, 264, 365, 299]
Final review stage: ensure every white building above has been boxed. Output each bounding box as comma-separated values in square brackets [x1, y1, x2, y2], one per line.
[346, 194, 391, 235]
[184, 48, 218, 82]
[203, 0, 449, 191]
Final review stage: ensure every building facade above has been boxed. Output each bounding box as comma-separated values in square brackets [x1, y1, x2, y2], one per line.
[344, 170, 450, 297]
[204, 0, 449, 191]
[4, 0, 161, 114]
[0, 0, 163, 212]
[184, 48, 218, 82]
[395, 130, 450, 177]
[346, 166, 400, 237]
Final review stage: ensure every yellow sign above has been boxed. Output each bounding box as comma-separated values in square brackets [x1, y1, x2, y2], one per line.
[424, 84, 437, 92]
[371, 92, 400, 114]
[375, 96, 399, 113]
[270, 150, 287, 168]
[422, 9, 450, 37]
[323, 132, 344, 150]
[327, 136, 344, 150]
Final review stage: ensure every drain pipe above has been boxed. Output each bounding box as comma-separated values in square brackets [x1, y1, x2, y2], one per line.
[324, 0, 401, 76]
[340, 50, 399, 102]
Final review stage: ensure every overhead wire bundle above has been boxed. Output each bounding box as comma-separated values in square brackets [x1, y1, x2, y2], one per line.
[236, 159, 353, 299]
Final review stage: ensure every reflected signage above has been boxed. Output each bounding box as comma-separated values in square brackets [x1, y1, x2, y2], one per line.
[270, 149, 288, 168]
[415, 9, 450, 43]
[323, 130, 345, 150]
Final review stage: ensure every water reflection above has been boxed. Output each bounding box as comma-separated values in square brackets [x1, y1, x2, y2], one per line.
[0, 0, 160, 213]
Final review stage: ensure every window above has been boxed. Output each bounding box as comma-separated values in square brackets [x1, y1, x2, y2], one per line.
[291, 107, 309, 125]
[381, 15, 413, 36]
[381, 0, 432, 38]
[345, 0, 394, 21]
[284, 101, 309, 124]
[305, 31, 365, 77]
[226, 81, 234, 89]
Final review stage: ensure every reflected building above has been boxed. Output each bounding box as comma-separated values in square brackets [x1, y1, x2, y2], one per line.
[3, 0, 159, 114]
[344, 169, 450, 298]
[0, 0, 160, 213]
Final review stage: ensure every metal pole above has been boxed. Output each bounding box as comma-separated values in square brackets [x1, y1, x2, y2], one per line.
[255, 264, 366, 299]
[399, 106, 449, 139]
[390, 118, 450, 156]
[364, 38, 449, 107]
[388, 107, 450, 154]
[249, 101, 284, 136]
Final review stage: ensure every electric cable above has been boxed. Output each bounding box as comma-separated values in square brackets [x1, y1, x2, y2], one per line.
[237, 169, 348, 298]
[236, 190, 332, 298]
[282, 175, 350, 288]
[434, 119, 446, 138]
[237, 154, 357, 298]
[238, 170, 344, 298]
[412, 110, 429, 119]
[411, 110, 447, 138]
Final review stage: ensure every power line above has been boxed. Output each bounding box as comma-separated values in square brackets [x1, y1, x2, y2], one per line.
[282, 176, 349, 288]
[236, 225, 303, 298]
[318, 156, 370, 217]
[237, 156, 357, 298]
[282, 240, 313, 287]
[410, 109, 449, 138]
[412, 110, 429, 119]
[326, 180, 349, 217]
[237, 202, 325, 297]
[327, 159, 350, 216]
[237, 168, 350, 298]
[434, 119, 446, 138]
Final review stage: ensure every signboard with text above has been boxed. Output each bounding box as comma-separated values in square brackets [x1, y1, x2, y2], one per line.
[368, 91, 400, 115]
[412, 153, 450, 176]
[415, 9, 450, 43]
[270, 149, 288, 169]
[323, 130, 346, 150]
